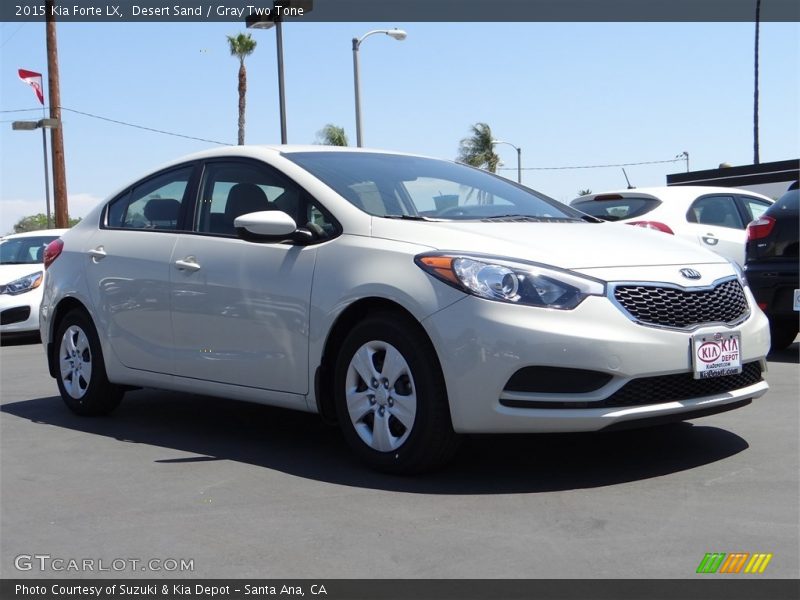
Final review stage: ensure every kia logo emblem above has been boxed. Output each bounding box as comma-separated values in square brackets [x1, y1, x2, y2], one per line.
[680, 268, 702, 280]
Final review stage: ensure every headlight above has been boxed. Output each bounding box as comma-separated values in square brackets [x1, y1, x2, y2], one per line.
[415, 253, 605, 309]
[0, 271, 43, 296]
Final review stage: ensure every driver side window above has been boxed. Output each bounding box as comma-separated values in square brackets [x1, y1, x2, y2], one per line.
[196, 161, 337, 239]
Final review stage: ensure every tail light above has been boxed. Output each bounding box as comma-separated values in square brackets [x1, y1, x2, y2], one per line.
[43, 238, 64, 269]
[627, 221, 674, 234]
[747, 216, 776, 241]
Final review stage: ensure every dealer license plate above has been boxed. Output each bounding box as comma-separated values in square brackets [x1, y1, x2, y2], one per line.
[692, 332, 742, 379]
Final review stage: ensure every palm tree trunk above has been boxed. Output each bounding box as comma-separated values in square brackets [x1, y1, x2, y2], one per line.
[238, 59, 246, 145]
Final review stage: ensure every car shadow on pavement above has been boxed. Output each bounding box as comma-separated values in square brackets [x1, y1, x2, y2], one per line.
[767, 341, 799, 364]
[2, 390, 749, 495]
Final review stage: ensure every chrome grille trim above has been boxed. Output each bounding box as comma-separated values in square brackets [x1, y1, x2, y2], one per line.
[609, 276, 750, 331]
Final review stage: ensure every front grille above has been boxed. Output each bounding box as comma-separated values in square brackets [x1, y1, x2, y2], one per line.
[498, 362, 763, 410]
[613, 278, 748, 329]
[602, 361, 763, 408]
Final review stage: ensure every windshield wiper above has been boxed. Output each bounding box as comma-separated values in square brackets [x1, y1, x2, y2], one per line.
[382, 214, 434, 221]
[480, 215, 581, 223]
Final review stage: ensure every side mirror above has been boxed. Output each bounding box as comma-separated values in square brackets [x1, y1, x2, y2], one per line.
[234, 210, 297, 237]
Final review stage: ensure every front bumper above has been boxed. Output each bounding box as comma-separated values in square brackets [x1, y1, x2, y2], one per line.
[423, 290, 770, 434]
[0, 289, 42, 334]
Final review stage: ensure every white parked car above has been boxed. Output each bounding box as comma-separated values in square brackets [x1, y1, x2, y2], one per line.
[570, 186, 773, 266]
[1, 228, 68, 336]
[40, 147, 770, 472]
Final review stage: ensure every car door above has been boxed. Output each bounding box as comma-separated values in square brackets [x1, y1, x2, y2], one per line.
[84, 164, 197, 373]
[169, 159, 326, 394]
[682, 194, 747, 264]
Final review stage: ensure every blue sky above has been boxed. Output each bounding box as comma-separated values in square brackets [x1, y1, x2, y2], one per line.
[1, 20, 798, 233]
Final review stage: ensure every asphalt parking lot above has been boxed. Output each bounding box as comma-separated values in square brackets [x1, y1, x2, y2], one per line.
[1, 336, 797, 580]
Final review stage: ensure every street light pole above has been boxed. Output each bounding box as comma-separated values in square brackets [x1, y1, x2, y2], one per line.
[275, 16, 287, 144]
[12, 118, 59, 228]
[352, 28, 407, 148]
[246, 1, 313, 144]
[492, 140, 522, 184]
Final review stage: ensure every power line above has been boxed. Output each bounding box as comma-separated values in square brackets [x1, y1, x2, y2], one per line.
[0, 22, 27, 49]
[0, 108, 45, 113]
[60, 107, 231, 146]
[497, 158, 684, 171]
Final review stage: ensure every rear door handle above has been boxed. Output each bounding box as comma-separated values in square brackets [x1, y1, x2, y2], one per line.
[174, 256, 201, 272]
[87, 246, 107, 261]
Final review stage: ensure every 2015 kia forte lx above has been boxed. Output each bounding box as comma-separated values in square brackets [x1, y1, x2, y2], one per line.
[40, 146, 770, 472]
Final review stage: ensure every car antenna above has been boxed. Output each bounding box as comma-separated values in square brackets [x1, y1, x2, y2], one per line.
[622, 168, 635, 189]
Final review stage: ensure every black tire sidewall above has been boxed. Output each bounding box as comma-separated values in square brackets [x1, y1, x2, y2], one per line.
[333, 313, 457, 473]
[54, 309, 122, 416]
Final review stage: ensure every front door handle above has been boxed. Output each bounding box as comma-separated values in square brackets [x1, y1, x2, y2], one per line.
[702, 234, 718, 246]
[87, 246, 107, 261]
[174, 256, 201, 272]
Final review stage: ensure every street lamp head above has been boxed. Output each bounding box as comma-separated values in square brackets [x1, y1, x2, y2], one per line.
[12, 121, 38, 131]
[246, 14, 275, 29]
[387, 28, 407, 41]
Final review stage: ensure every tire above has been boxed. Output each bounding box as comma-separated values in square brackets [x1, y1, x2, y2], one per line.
[769, 318, 799, 352]
[333, 312, 460, 474]
[54, 309, 124, 416]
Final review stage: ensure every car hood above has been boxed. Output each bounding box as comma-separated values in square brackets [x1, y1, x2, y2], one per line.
[0, 264, 45, 285]
[370, 219, 729, 270]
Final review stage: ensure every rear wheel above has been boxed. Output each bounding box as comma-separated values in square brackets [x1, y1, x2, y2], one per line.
[55, 309, 124, 416]
[334, 313, 460, 473]
[769, 317, 798, 352]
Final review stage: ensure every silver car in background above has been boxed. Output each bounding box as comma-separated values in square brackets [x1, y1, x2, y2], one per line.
[40, 147, 770, 472]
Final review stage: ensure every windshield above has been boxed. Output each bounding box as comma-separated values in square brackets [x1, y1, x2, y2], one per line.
[0, 236, 58, 265]
[285, 152, 583, 221]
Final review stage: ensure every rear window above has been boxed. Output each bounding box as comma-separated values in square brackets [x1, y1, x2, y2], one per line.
[571, 197, 661, 221]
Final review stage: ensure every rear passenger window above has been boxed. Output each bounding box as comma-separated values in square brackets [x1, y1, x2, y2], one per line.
[739, 196, 771, 221]
[688, 195, 744, 229]
[106, 167, 193, 230]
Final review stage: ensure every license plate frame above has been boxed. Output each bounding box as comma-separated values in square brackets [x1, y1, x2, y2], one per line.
[691, 332, 742, 379]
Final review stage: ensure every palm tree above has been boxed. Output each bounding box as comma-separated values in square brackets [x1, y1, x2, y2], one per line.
[457, 122, 500, 173]
[227, 33, 257, 145]
[316, 124, 349, 146]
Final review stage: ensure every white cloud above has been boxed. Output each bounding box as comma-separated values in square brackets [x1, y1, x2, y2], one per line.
[0, 192, 103, 235]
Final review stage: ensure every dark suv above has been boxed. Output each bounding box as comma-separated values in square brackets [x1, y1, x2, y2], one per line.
[745, 186, 799, 351]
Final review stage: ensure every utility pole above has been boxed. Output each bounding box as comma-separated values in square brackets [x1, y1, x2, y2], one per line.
[45, 0, 69, 227]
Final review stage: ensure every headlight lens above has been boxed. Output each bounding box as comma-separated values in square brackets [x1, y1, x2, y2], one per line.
[0, 271, 44, 296]
[416, 254, 605, 309]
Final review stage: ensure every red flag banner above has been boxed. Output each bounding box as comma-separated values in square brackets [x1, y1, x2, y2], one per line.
[18, 69, 44, 105]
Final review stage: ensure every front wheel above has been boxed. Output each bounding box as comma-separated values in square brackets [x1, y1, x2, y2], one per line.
[54, 309, 124, 416]
[334, 313, 460, 474]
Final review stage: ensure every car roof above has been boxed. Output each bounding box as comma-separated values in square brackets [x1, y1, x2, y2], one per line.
[572, 186, 774, 204]
[151, 144, 441, 173]
[0, 228, 69, 241]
